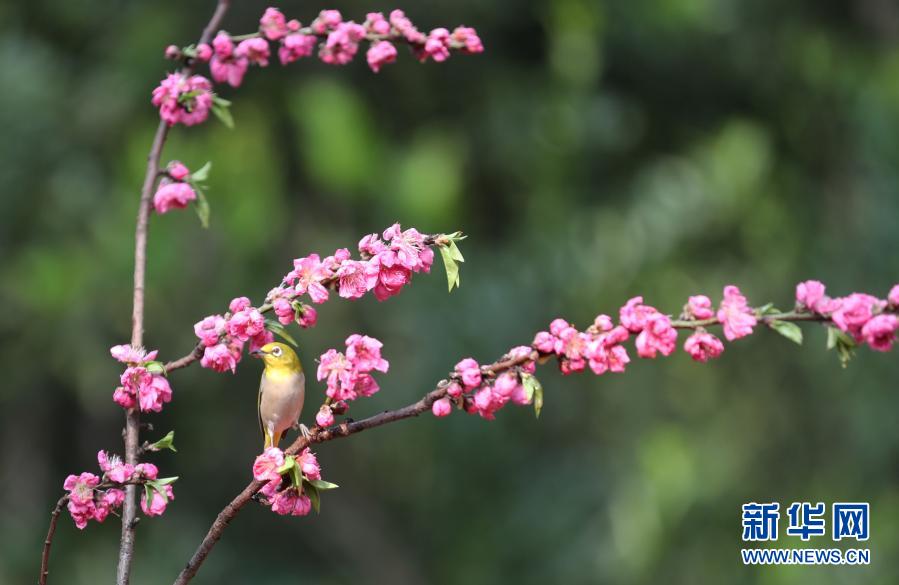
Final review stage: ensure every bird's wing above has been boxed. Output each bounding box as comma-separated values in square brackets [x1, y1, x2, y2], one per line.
[257, 375, 265, 441]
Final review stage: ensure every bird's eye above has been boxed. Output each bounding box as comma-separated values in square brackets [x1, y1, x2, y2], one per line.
[271, 346, 282, 357]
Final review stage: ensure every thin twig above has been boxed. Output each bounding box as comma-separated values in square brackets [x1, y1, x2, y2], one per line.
[38, 495, 67, 585]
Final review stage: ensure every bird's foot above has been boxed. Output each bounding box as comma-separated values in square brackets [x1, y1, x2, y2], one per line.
[295, 423, 312, 439]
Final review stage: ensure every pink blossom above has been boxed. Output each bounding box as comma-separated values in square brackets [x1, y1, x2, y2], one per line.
[831, 293, 883, 340]
[141, 484, 174, 517]
[372, 259, 412, 301]
[195, 43, 213, 63]
[139, 374, 172, 413]
[684, 331, 724, 362]
[364, 12, 391, 36]
[297, 448, 321, 480]
[861, 314, 898, 352]
[151, 73, 214, 126]
[345, 334, 389, 373]
[585, 326, 630, 374]
[121, 366, 152, 397]
[194, 314, 227, 347]
[153, 181, 197, 214]
[312, 9, 343, 34]
[317, 349, 356, 400]
[533, 331, 556, 353]
[889, 285, 899, 307]
[432, 397, 452, 417]
[446, 382, 463, 397]
[619, 297, 658, 332]
[110, 344, 158, 364]
[555, 325, 589, 373]
[63, 472, 100, 529]
[229, 296, 251, 313]
[635, 313, 677, 358]
[165, 44, 180, 60]
[210, 32, 249, 87]
[201, 342, 240, 373]
[687, 295, 715, 320]
[249, 330, 274, 354]
[260, 7, 289, 41]
[336, 259, 379, 299]
[383, 224, 432, 272]
[716, 285, 757, 341]
[367, 41, 397, 73]
[422, 28, 451, 62]
[271, 488, 311, 516]
[104, 489, 125, 509]
[316, 405, 335, 427]
[279, 33, 317, 65]
[135, 462, 159, 480]
[319, 21, 366, 65]
[272, 297, 294, 325]
[455, 358, 482, 389]
[796, 280, 827, 312]
[227, 306, 265, 342]
[253, 448, 285, 482]
[167, 160, 190, 181]
[390, 10, 426, 44]
[288, 254, 331, 303]
[359, 233, 388, 256]
[113, 387, 136, 409]
[509, 345, 536, 373]
[353, 373, 380, 398]
[98, 451, 134, 484]
[235, 37, 271, 67]
[593, 314, 614, 331]
[450, 26, 484, 54]
[493, 372, 523, 404]
[296, 304, 317, 328]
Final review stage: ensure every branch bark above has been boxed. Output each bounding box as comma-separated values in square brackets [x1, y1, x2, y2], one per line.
[116, 2, 231, 584]
[38, 496, 67, 585]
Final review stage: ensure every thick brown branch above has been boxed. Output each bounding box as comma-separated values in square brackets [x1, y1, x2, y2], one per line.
[115, 2, 232, 585]
[38, 496, 67, 585]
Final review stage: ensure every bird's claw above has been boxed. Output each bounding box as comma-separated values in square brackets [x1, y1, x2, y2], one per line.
[295, 423, 312, 439]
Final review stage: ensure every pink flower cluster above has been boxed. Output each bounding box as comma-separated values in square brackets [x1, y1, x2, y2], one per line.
[252, 447, 322, 516]
[110, 345, 173, 412]
[153, 160, 197, 214]
[151, 72, 214, 126]
[63, 452, 172, 528]
[430, 346, 536, 420]
[195, 297, 275, 374]
[317, 334, 389, 405]
[156, 7, 483, 122]
[194, 225, 437, 375]
[796, 280, 899, 352]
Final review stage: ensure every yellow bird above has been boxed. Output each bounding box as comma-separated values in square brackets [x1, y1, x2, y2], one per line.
[251, 342, 307, 449]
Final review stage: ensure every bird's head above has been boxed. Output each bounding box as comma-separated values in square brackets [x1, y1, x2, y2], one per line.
[251, 342, 301, 371]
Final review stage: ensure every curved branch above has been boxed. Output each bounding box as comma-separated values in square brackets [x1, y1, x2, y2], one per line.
[116, 2, 232, 585]
[38, 495, 67, 585]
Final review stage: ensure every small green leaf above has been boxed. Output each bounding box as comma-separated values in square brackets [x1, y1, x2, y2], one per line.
[211, 98, 234, 129]
[520, 373, 543, 418]
[304, 480, 321, 514]
[190, 161, 212, 183]
[308, 479, 339, 491]
[145, 360, 166, 375]
[181, 44, 197, 58]
[265, 319, 298, 347]
[148, 430, 177, 453]
[447, 239, 465, 263]
[193, 186, 210, 228]
[154, 476, 179, 487]
[768, 320, 803, 345]
[143, 484, 153, 505]
[439, 245, 461, 292]
[826, 326, 856, 367]
[276, 455, 296, 475]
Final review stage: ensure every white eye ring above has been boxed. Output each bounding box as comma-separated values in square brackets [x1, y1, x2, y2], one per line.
[271, 346, 282, 357]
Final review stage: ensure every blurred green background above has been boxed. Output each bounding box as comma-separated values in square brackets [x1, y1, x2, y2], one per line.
[2, 0, 898, 583]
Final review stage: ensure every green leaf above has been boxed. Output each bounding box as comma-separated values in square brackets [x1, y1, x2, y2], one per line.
[145, 360, 166, 375]
[520, 373, 543, 418]
[148, 430, 177, 453]
[211, 98, 234, 129]
[154, 476, 179, 486]
[439, 245, 461, 292]
[768, 320, 803, 345]
[193, 186, 210, 228]
[276, 455, 296, 475]
[190, 161, 212, 183]
[304, 480, 321, 514]
[181, 44, 197, 58]
[308, 479, 339, 491]
[265, 319, 298, 347]
[826, 326, 857, 368]
[447, 239, 465, 263]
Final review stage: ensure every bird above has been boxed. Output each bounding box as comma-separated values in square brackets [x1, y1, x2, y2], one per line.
[251, 342, 307, 449]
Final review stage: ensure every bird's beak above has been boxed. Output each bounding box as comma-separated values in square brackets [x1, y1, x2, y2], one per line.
[250, 349, 265, 357]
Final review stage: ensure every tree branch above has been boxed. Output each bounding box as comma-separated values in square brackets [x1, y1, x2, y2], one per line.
[38, 495, 67, 585]
[116, 2, 231, 584]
